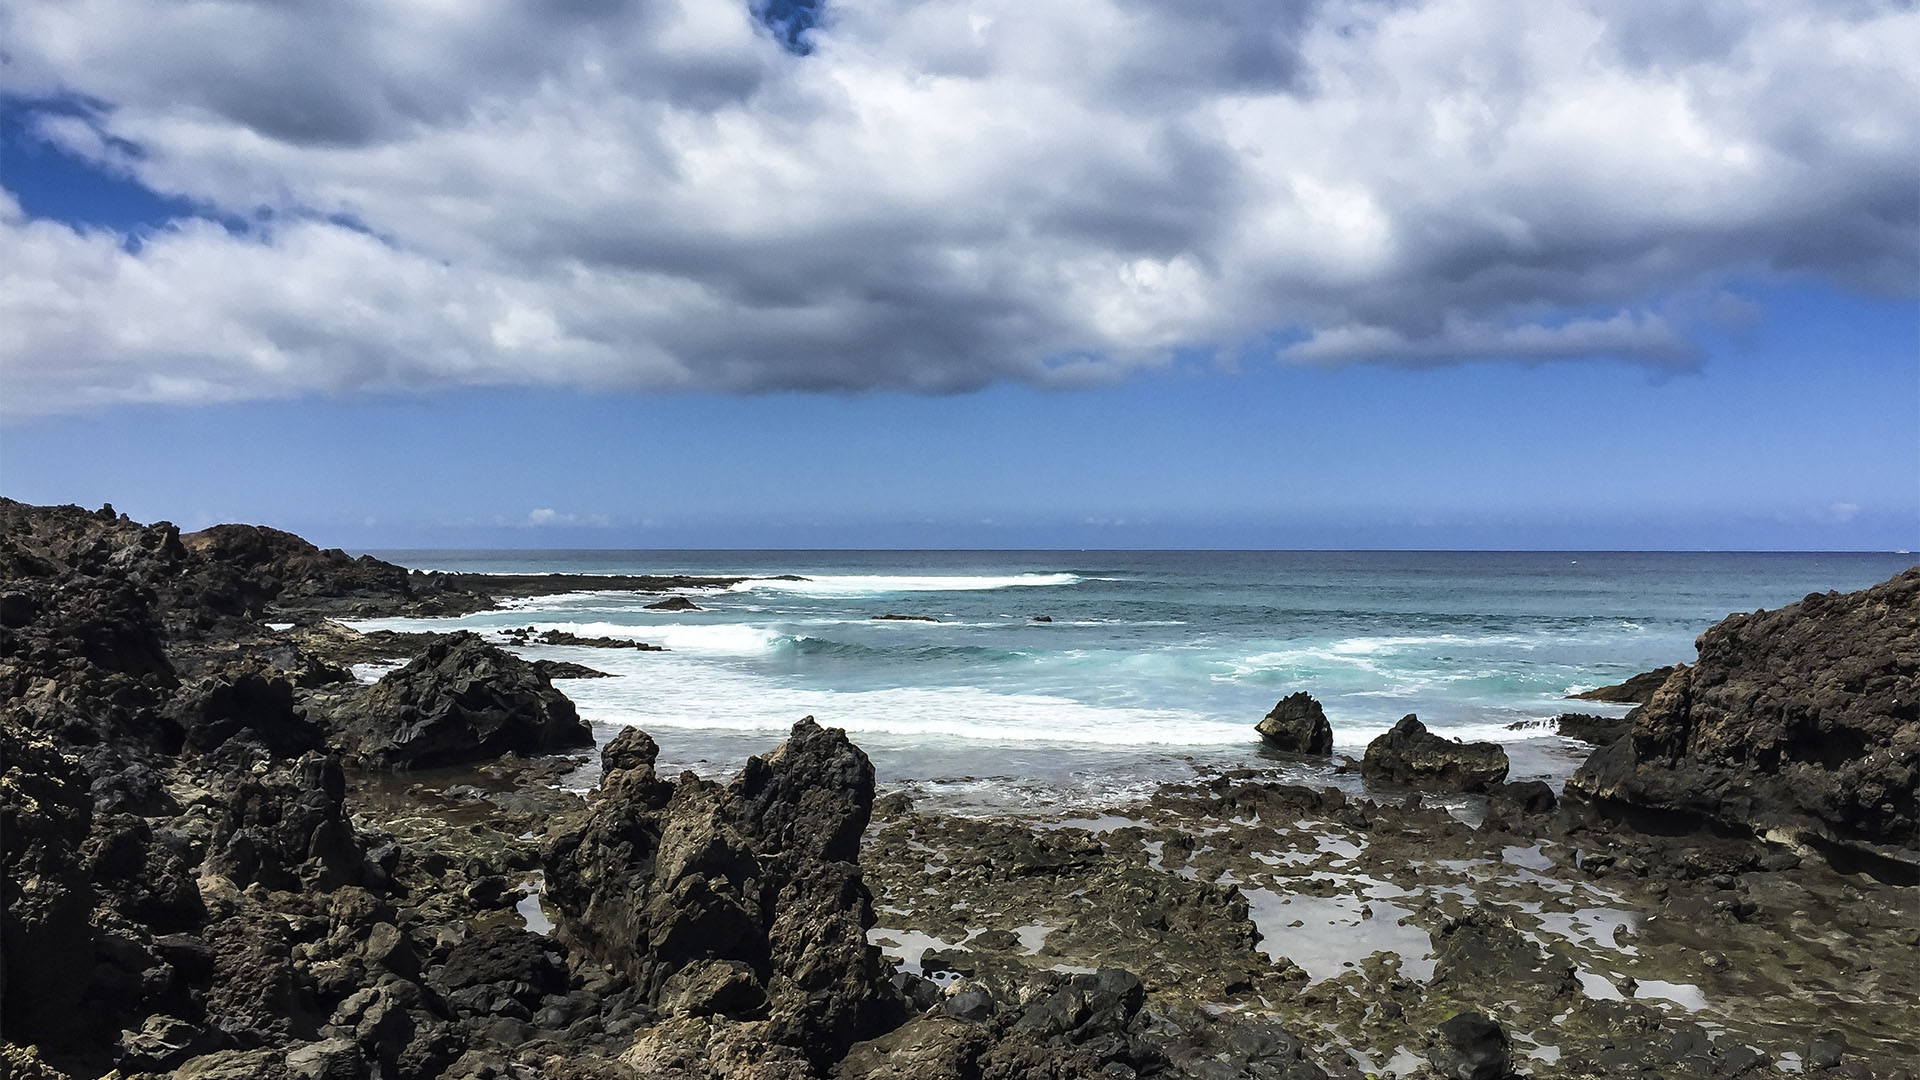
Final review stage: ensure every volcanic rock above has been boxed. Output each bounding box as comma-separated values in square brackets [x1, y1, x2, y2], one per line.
[1360, 715, 1508, 793]
[204, 751, 367, 892]
[1256, 692, 1334, 754]
[1567, 568, 1920, 870]
[1570, 666, 1677, 704]
[0, 720, 98, 1044]
[1429, 1012, 1512, 1080]
[339, 632, 593, 768]
[545, 716, 900, 1067]
[645, 596, 702, 612]
[1554, 712, 1631, 746]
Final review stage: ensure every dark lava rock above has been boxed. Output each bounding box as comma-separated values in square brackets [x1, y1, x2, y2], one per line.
[534, 628, 664, 650]
[1430, 1012, 1511, 1080]
[529, 659, 614, 681]
[179, 522, 416, 617]
[1256, 692, 1334, 755]
[1360, 715, 1508, 793]
[1491, 779, 1557, 815]
[644, 595, 702, 611]
[1010, 968, 1145, 1054]
[205, 752, 366, 891]
[1030, 614, 1052, 622]
[1567, 569, 1920, 871]
[1, 720, 98, 1045]
[340, 632, 592, 768]
[1555, 712, 1631, 746]
[872, 614, 939, 622]
[431, 926, 571, 1015]
[1571, 665, 1677, 704]
[545, 716, 899, 1066]
[170, 663, 325, 757]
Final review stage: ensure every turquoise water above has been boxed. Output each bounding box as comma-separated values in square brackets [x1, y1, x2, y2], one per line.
[352, 550, 1916, 811]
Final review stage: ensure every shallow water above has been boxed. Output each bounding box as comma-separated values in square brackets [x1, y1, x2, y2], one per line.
[355, 549, 1915, 809]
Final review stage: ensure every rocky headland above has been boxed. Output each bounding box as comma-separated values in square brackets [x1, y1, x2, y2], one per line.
[3, 500, 1915, 1079]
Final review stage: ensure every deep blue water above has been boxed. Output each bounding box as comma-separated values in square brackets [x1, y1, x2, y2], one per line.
[352, 550, 1916, 811]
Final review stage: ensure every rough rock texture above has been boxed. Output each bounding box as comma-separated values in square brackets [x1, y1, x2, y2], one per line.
[204, 751, 367, 892]
[1255, 692, 1334, 755]
[1, 721, 98, 1043]
[546, 717, 901, 1068]
[645, 596, 702, 612]
[1554, 712, 1630, 746]
[1568, 568, 1920, 868]
[1570, 666, 1677, 704]
[340, 632, 593, 768]
[1360, 715, 1509, 793]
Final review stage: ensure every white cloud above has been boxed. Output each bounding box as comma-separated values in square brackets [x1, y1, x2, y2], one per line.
[525, 508, 609, 528]
[0, 0, 1914, 414]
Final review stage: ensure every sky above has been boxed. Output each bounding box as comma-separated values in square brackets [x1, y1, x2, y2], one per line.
[0, 0, 1915, 550]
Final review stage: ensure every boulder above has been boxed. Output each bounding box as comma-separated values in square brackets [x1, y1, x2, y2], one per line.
[1256, 692, 1334, 755]
[340, 632, 592, 768]
[1360, 715, 1508, 793]
[1430, 1012, 1511, 1080]
[545, 717, 900, 1067]
[1567, 569, 1920, 872]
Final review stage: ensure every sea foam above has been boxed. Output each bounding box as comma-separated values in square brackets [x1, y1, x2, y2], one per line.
[728, 572, 1080, 597]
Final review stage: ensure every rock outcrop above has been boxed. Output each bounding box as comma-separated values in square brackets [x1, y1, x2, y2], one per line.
[645, 596, 702, 612]
[1569, 666, 1676, 704]
[545, 717, 901, 1068]
[1567, 569, 1920, 872]
[1360, 715, 1509, 793]
[1255, 692, 1334, 755]
[1554, 712, 1630, 746]
[340, 632, 593, 768]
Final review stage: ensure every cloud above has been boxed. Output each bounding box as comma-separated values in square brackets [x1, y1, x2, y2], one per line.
[1, 0, 1914, 415]
[526, 508, 609, 528]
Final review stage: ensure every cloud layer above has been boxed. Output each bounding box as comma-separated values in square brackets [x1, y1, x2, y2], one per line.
[3, 0, 1915, 414]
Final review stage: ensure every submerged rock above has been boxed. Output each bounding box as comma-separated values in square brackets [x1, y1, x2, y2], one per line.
[645, 595, 702, 612]
[1256, 692, 1334, 755]
[1567, 568, 1920, 872]
[1360, 715, 1508, 793]
[339, 632, 593, 768]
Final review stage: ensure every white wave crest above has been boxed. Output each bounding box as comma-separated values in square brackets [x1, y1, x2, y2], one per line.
[524, 621, 784, 655]
[559, 654, 1249, 748]
[728, 573, 1080, 597]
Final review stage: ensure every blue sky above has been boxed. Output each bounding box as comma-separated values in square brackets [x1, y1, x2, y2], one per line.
[1, 0, 1915, 550]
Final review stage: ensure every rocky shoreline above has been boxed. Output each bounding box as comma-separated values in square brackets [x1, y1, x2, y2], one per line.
[3, 499, 1915, 1079]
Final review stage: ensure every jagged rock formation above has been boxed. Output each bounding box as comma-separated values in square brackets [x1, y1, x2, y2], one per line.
[340, 632, 593, 768]
[1255, 692, 1334, 755]
[1568, 569, 1920, 871]
[545, 718, 903, 1071]
[1360, 715, 1509, 793]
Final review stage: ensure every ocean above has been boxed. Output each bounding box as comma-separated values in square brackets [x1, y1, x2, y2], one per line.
[349, 549, 1917, 813]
